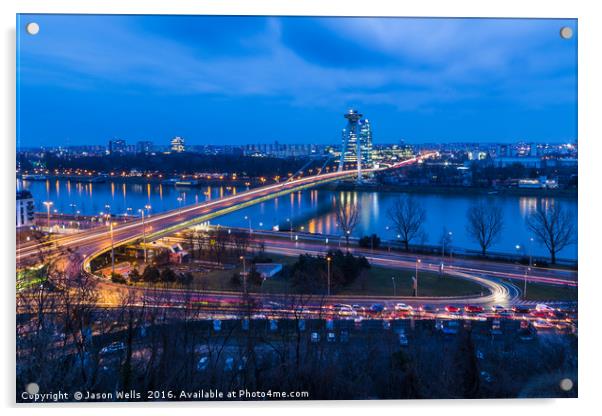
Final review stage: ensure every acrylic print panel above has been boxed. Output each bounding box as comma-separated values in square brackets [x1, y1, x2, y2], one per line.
[16, 14, 577, 402]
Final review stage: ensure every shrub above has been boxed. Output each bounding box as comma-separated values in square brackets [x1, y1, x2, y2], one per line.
[359, 234, 381, 249]
[111, 272, 127, 284]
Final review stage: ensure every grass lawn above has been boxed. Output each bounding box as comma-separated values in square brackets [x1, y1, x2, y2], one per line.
[523, 282, 577, 301]
[337, 266, 485, 297]
[156, 253, 487, 297]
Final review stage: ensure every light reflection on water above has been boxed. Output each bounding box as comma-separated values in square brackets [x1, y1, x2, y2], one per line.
[20, 179, 577, 260]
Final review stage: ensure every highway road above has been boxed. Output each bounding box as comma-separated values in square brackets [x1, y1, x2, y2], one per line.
[15, 153, 577, 313]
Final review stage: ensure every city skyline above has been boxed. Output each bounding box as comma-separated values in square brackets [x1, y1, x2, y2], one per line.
[17, 15, 577, 147]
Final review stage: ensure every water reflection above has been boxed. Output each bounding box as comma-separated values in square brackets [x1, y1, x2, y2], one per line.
[21, 179, 577, 259]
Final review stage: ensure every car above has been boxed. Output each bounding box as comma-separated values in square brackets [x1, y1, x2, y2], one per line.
[383, 320, 392, 330]
[441, 320, 460, 335]
[512, 306, 531, 314]
[530, 310, 550, 318]
[533, 319, 555, 329]
[398, 333, 409, 346]
[310, 332, 320, 343]
[551, 310, 568, 320]
[337, 305, 355, 316]
[327, 332, 336, 342]
[480, 371, 494, 383]
[419, 305, 437, 313]
[394, 303, 413, 312]
[370, 303, 385, 313]
[196, 356, 209, 372]
[445, 305, 460, 313]
[499, 310, 514, 318]
[100, 341, 125, 355]
[213, 319, 222, 331]
[294, 307, 311, 315]
[535, 303, 555, 312]
[490, 319, 503, 335]
[332, 303, 352, 311]
[237, 356, 248, 371]
[518, 327, 536, 341]
[491, 305, 506, 313]
[464, 305, 484, 313]
[269, 319, 278, 331]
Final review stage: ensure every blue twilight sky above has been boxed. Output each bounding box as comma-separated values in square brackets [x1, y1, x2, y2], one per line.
[17, 15, 577, 147]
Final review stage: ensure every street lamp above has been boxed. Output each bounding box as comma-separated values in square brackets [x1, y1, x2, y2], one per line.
[385, 225, 391, 252]
[244, 215, 252, 235]
[286, 218, 293, 241]
[529, 237, 534, 267]
[326, 256, 332, 296]
[104, 204, 111, 222]
[177, 196, 183, 215]
[415, 258, 421, 297]
[240, 255, 247, 295]
[441, 231, 452, 274]
[442, 231, 452, 258]
[524, 267, 531, 299]
[109, 221, 116, 275]
[515, 244, 522, 264]
[138, 208, 147, 264]
[43, 201, 53, 231]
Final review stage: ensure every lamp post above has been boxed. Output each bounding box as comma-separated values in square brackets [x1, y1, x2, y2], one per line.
[529, 237, 534, 267]
[386, 225, 391, 252]
[104, 204, 111, 222]
[244, 215, 252, 235]
[415, 258, 421, 297]
[138, 208, 147, 264]
[240, 255, 247, 295]
[109, 221, 115, 275]
[326, 256, 332, 296]
[177, 196, 183, 215]
[524, 267, 530, 299]
[43, 201, 53, 231]
[286, 218, 293, 241]
[442, 231, 452, 274]
[392, 276, 397, 297]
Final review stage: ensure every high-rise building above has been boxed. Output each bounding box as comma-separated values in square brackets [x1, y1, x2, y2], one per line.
[359, 118, 373, 167]
[108, 139, 127, 154]
[170, 136, 185, 153]
[339, 109, 374, 173]
[16, 190, 34, 228]
[136, 140, 154, 154]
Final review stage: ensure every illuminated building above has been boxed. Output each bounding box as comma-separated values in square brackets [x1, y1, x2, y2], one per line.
[170, 136, 186, 153]
[339, 109, 374, 175]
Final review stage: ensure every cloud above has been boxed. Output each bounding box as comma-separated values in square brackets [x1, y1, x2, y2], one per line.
[18, 15, 577, 114]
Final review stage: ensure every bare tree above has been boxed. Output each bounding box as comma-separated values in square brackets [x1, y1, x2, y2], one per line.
[387, 196, 427, 251]
[465, 201, 504, 256]
[335, 198, 360, 249]
[526, 202, 575, 264]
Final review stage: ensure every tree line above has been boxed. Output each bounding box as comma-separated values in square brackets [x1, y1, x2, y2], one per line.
[335, 195, 575, 264]
[19, 152, 312, 177]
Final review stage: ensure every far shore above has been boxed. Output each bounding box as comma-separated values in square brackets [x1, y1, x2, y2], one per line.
[327, 182, 578, 198]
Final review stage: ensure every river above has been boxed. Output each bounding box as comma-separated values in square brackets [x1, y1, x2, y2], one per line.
[19, 179, 578, 260]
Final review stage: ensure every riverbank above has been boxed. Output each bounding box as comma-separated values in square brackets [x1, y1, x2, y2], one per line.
[328, 181, 578, 198]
